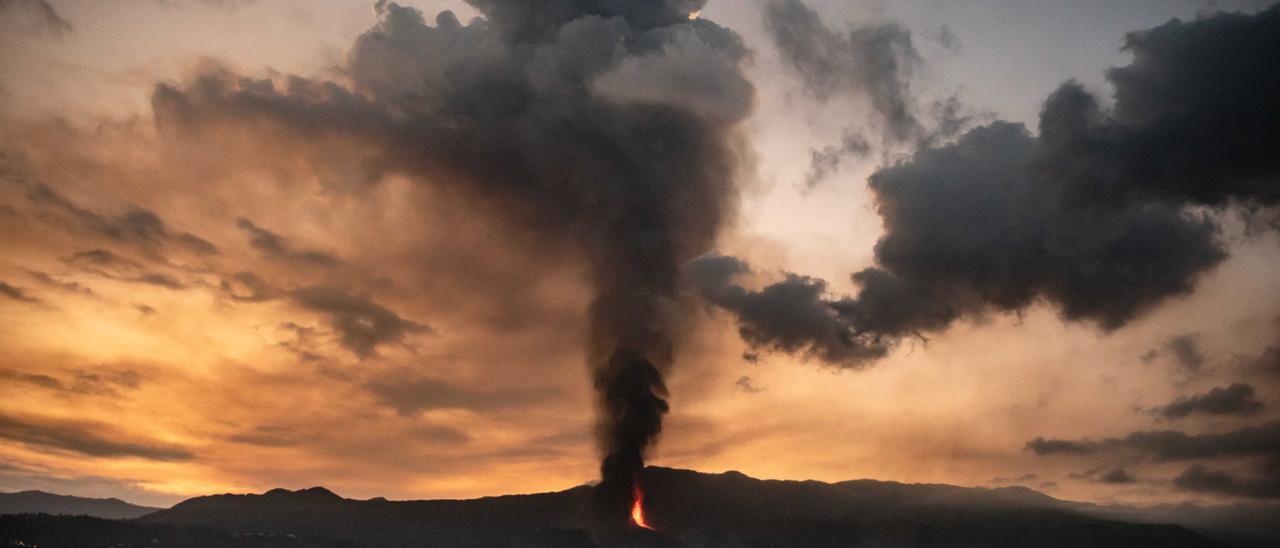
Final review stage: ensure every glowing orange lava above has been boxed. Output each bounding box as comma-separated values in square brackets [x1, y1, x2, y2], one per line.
[630, 484, 654, 530]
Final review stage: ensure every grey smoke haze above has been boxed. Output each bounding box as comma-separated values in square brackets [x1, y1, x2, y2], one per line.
[151, 0, 753, 527]
[801, 130, 870, 189]
[0, 0, 71, 37]
[691, 5, 1280, 368]
[764, 0, 927, 188]
[764, 0, 921, 141]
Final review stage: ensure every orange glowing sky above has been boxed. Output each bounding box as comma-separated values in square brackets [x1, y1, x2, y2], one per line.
[1, 0, 1278, 510]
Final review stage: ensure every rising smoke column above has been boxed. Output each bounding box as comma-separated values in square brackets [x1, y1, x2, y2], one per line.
[150, 0, 753, 527]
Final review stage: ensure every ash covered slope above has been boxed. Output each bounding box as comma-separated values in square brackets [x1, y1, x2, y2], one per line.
[124, 467, 1229, 547]
[0, 490, 160, 519]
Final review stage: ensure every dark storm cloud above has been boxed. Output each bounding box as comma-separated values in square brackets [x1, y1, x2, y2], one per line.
[1246, 345, 1280, 376]
[291, 286, 427, 357]
[365, 374, 558, 415]
[1155, 383, 1263, 419]
[0, 0, 71, 37]
[1026, 421, 1280, 461]
[27, 271, 96, 297]
[1237, 326, 1280, 376]
[932, 23, 960, 51]
[227, 425, 299, 448]
[1174, 463, 1280, 500]
[763, 0, 921, 141]
[235, 217, 340, 266]
[0, 367, 140, 397]
[1068, 467, 1136, 484]
[0, 280, 40, 303]
[990, 473, 1037, 484]
[1100, 468, 1136, 484]
[1025, 438, 1094, 456]
[0, 411, 192, 461]
[734, 375, 761, 393]
[63, 249, 187, 289]
[1143, 333, 1209, 377]
[218, 271, 280, 303]
[28, 184, 218, 257]
[151, 0, 752, 526]
[693, 5, 1280, 368]
[274, 321, 327, 363]
[0, 369, 61, 390]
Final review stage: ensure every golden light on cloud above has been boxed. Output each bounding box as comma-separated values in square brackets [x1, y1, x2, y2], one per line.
[1, 2, 1279, 545]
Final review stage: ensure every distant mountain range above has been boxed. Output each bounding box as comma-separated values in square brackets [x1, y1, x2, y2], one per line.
[2, 467, 1277, 547]
[0, 490, 159, 519]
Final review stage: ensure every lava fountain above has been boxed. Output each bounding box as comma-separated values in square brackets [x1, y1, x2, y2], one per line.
[630, 483, 654, 530]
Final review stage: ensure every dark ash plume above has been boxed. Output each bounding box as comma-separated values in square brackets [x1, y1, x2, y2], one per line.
[151, 0, 752, 528]
[692, 5, 1280, 368]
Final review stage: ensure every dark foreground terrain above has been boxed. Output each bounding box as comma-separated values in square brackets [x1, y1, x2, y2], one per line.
[3, 467, 1275, 547]
[0, 490, 159, 520]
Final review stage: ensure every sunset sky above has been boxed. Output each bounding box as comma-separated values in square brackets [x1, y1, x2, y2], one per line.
[1, 0, 1278, 512]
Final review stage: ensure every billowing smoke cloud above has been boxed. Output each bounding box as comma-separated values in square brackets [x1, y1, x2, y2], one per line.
[150, 0, 752, 527]
[691, 5, 1280, 368]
